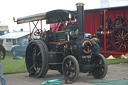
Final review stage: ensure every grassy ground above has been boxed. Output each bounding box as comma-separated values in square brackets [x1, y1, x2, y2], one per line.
[1, 51, 128, 74]
[2, 52, 27, 74]
[107, 58, 128, 64]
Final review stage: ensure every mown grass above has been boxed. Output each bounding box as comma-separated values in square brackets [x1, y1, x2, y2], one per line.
[107, 58, 128, 64]
[2, 51, 27, 74]
[1, 51, 128, 74]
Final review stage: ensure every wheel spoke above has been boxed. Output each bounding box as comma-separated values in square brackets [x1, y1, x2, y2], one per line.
[69, 60, 72, 66]
[115, 38, 120, 40]
[115, 41, 120, 45]
[123, 43, 127, 49]
[117, 32, 121, 37]
[121, 30, 124, 37]
[36, 51, 41, 58]
[115, 35, 120, 38]
[124, 33, 128, 38]
[30, 64, 36, 70]
[119, 43, 123, 49]
[118, 31, 121, 36]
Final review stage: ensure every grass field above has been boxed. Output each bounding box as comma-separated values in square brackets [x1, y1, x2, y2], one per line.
[1, 52, 128, 74]
[2, 52, 27, 74]
[107, 58, 128, 64]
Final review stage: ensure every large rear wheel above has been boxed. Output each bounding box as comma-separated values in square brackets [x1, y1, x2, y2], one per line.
[25, 40, 49, 78]
[112, 26, 128, 52]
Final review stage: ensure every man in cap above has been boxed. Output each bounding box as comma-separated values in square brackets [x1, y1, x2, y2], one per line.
[87, 37, 101, 76]
[91, 37, 101, 53]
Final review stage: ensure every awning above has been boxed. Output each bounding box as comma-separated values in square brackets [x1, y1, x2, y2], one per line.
[0, 31, 30, 39]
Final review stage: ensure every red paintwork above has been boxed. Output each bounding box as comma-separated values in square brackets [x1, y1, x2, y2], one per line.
[103, 10, 107, 56]
[84, 7, 128, 57]
[50, 6, 128, 57]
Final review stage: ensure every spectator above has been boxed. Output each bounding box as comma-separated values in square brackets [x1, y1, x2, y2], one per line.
[0, 44, 7, 85]
[91, 38, 101, 53]
[87, 38, 101, 76]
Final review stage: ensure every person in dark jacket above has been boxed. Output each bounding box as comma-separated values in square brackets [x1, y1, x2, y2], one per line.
[0, 44, 7, 85]
[91, 38, 101, 53]
[87, 38, 101, 76]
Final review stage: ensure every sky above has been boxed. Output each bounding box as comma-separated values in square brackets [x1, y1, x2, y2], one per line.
[0, 0, 128, 32]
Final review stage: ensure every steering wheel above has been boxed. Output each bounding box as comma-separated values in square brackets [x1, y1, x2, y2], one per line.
[34, 29, 43, 36]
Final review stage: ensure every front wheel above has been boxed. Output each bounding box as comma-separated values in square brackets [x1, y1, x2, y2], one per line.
[91, 53, 108, 79]
[62, 55, 79, 82]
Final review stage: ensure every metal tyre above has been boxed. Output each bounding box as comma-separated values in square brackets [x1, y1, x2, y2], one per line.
[38, 40, 49, 77]
[62, 55, 79, 81]
[25, 40, 48, 78]
[91, 53, 108, 79]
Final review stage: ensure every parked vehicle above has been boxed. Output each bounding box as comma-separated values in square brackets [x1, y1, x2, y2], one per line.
[11, 38, 28, 58]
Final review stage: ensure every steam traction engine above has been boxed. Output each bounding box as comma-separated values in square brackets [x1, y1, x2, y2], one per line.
[97, 12, 128, 52]
[14, 3, 107, 82]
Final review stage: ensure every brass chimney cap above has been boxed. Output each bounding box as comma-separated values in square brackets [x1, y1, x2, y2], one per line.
[76, 3, 85, 6]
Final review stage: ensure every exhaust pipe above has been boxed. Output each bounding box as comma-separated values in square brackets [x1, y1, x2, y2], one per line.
[76, 3, 85, 37]
[100, 11, 104, 29]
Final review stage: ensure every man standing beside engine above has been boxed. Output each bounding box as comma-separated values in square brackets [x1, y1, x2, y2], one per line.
[0, 44, 7, 85]
[87, 37, 101, 76]
[91, 38, 101, 53]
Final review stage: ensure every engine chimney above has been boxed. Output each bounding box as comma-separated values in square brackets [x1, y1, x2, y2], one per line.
[76, 3, 85, 37]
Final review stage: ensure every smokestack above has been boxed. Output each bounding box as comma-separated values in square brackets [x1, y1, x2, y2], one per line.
[76, 3, 85, 37]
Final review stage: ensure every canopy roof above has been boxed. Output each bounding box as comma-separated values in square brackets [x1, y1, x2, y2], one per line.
[17, 13, 46, 24]
[17, 10, 76, 24]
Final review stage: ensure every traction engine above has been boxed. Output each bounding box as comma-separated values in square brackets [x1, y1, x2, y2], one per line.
[97, 12, 128, 52]
[14, 3, 108, 82]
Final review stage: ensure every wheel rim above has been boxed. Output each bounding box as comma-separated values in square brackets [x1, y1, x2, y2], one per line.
[25, 40, 48, 77]
[112, 27, 128, 51]
[114, 16, 128, 29]
[62, 55, 79, 81]
[91, 53, 107, 79]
